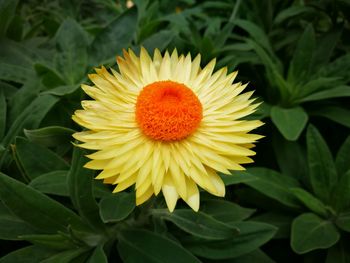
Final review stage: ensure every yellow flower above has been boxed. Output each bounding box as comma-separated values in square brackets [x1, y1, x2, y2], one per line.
[72, 48, 263, 212]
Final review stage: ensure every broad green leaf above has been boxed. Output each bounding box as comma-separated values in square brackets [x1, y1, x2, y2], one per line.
[274, 6, 314, 24]
[87, 246, 107, 263]
[54, 19, 89, 84]
[297, 85, 350, 103]
[34, 63, 65, 89]
[336, 136, 350, 176]
[0, 172, 89, 233]
[0, 0, 19, 36]
[307, 125, 338, 203]
[118, 229, 201, 263]
[336, 212, 350, 232]
[288, 24, 315, 83]
[291, 213, 340, 254]
[331, 171, 350, 212]
[253, 212, 294, 239]
[0, 201, 36, 240]
[68, 148, 105, 232]
[312, 106, 350, 128]
[152, 209, 239, 240]
[297, 77, 341, 99]
[29, 171, 68, 196]
[15, 137, 69, 179]
[142, 30, 175, 52]
[291, 188, 328, 217]
[41, 248, 88, 263]
[270, 106, 308, 141]
[326, 240, 350, 263]
[200, 199, 255, 223]
[185, 221, 277, 259]
[99, 192, 135, 223]
[90, 8, 138, 65]
[24, 126, 75, 147]
[19, 234, 75, 250]
[226, 249, 275, 263]
[243, 167, 301, 209]
[41, 85, 80, 96]
[221, 170, 257, 185]
[0, 89, 6, 139]
[0, 246, 55, 263]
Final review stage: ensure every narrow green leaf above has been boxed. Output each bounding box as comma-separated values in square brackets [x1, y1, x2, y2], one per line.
[243, 167, 301, 209]
[0, 0, 19, 36]
[185, 221, 277, 259]
[0, 201, 36, 240]
[68, 148, 105, 232]
[228, 249, 275, 263]
[142, 30, 175, 52]
[200, 199, 255, 223]
[253, 212, 294, 239]
[331, 171, 350, 212]
[307, 125, 338, 202]
[0, 172, 89, 233]
[291, 213, 340, 254]
[270, 106, 308, 141]
[99, 193, 135, 223]
[152, 209, 239, 240]
[0, 89, 6, 139]
[0, 246, 55, 263]
[291, 188, 328, 217]
[24, 126, 75, 147]
[54, 19, 89, 84]
[15, 137, 69, 179]
[326, 239, 350, 263]
[118, 229, 201, 263]
[288, 24, 315, 83]
[87, 246, 107, 263]
[90, 8, 138, 65]
[19, 234, 75, 250]
[41, 248, 88, 263]
[41, 85, 80, 96]
[312, 106, 350, 128]
[336, 212, 350, 232]
[29, 171, 68, 196]
[222, 170, 257, 185]
[297, 85, 350, 103]
[336, 136, 350, 176]
[274, 6, 314, 24]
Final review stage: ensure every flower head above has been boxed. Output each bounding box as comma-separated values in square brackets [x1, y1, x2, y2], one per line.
[72, 48, 263, 212]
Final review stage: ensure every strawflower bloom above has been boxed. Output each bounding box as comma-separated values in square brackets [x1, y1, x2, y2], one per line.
[72, 48, 263, 212]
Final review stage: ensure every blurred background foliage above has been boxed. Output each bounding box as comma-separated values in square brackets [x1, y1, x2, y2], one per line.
[0, 0, 350, 262]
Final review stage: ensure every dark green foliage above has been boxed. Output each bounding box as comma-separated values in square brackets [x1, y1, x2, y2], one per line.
[0, 0, 349, 262]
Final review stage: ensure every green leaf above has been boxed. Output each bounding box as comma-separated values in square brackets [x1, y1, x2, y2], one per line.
[41, 85, 80, 96]
[118, 229, 201, 263]
[331, 171, 350, 212]
[227, 249, 275, 263]
[99, 192, 135, 223]
[326, 239, 350, 263]
[185, 221, 277, 259]
[87, 246, 107, 263]
[29, 171, 68, 196]
[0, 201, 36, 240]
[41, 248, 88, 263]
[90, 8, 138, 65]
[288, 24, 315, 83]
[0, 0, 19, 36]
[68, 148, 105, 232]
[19, 234, 75, 250]
[297, 85, 350, 103]
[274, 6, 314, 24]
[270, 106, 308, 141]
[291, 188, 328, 217]
[221, 170, 257, 186]
[336, 212, 350, 232]
[200, 199, 255, 223]
[0, 89, 6, 140]
[24, 126, 75, 147]
[312, 106, 350, 128]
[307, 125, 338, 203]
[291, 213, 340, 254]
[336, 136, 350, 176]
[252, 212, 294, 239]
[15, 137, 69, 179]
[54, 19, 89, 84]
[243, 167, 301, 209]
[0, 172, 89, 233]
[152, 209, 239, 240]
[0, 246, 55, 263]
[142, 30, 175, 52]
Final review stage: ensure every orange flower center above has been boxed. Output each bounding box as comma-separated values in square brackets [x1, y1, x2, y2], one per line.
[136, 81, 203, 141]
